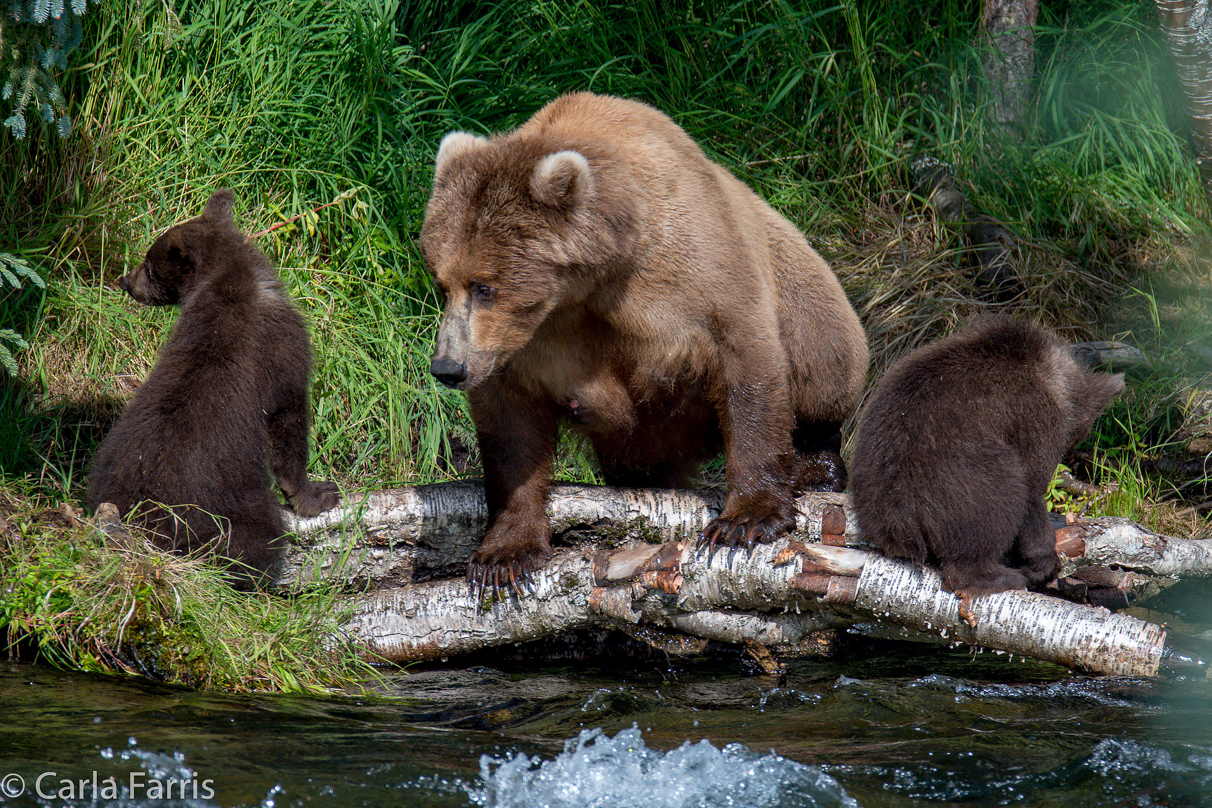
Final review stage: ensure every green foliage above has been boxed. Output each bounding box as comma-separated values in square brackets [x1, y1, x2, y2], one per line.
[0, 251, 45, 375]
[1, 0, 95, 138]
[6, 0, 1210, 513]
[0, 507, 379, 692]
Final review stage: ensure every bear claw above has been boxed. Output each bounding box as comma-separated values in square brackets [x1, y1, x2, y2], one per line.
[467, 550, 548, 600]
[697, 510, 795, 554]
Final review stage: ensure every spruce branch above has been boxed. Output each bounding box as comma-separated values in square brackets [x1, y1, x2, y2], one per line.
[1, 0, 93, 139]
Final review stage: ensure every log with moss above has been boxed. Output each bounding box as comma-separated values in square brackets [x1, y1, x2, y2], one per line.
[281, 483, 1212, 677]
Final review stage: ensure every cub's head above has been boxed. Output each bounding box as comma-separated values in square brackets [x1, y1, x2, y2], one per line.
[420, 130, 637, 390]
[119, 189, 238, 305]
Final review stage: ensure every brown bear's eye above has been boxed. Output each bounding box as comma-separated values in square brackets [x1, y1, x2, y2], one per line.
[470, 282, 496, 303]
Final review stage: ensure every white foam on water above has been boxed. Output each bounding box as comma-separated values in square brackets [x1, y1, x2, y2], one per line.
[469, 726, 859, 808]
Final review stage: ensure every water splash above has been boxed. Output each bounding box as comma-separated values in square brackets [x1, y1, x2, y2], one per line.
[470, 726, 858, 808]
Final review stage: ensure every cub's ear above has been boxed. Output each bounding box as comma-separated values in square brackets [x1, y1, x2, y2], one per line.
[164, 230, 193, 269]
[434, 131, 489, 177]
[531, 150, 592, 209]
[201, 188, 235, 223]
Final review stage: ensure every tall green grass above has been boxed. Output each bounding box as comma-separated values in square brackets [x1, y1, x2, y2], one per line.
[1, 0, 1207, 502]
[2, 0, 1210, 687]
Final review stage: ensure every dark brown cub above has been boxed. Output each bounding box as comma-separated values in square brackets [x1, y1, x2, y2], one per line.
[850, 316, 1123, 597]
[87, 189, 341, 586]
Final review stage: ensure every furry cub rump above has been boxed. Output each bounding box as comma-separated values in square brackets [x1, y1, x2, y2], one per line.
[849, 316, 1123, 596]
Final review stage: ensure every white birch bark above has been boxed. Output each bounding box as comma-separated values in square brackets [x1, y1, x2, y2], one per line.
[338, 531, 1176, 676]
[273, 482, 1210, 676]
[280, 483, 849, 590]
[281, 483, 1210, 591]
[1075, 517, 1212, 577]
[1155, 0, 1212, 212]
[855, 555, 1166, 676]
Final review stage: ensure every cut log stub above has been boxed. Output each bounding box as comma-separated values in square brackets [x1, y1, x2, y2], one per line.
[790, 573, 834, 596]
[1054, 525, 1087, 558]
[824, 576, 860, 605]
[821, 505, 847, 546]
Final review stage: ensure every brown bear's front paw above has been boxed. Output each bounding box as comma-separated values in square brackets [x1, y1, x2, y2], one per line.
[290, 480, 342, 517]
[467, 530, 553, 599]
[698, 499, 797, 552]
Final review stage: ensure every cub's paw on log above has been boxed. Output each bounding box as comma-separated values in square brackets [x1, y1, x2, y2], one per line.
[467, 521, 553, 599]
[290, 481, 342, 517]
[795, 449, 848, 494]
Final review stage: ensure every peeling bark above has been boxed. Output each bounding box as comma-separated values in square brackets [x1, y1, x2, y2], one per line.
[1155, 0, 1212, 214]
[288, 483, 1212, 677]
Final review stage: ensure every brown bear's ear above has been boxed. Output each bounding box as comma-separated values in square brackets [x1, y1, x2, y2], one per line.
[434, 131, 489, 178]
[531, 150, 592, 209]
[201, 188, 235, 223]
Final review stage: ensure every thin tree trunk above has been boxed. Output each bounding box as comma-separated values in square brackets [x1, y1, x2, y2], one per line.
[1156, 0, 1212, 214]
[981, 0, 1039, 133]
[284, 483, 1212, 677]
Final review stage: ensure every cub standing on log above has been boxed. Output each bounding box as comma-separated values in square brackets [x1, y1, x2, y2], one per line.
[88, 189, 341, 587]
[421, 92, 869, 593]
[849, 316, 1124, 597]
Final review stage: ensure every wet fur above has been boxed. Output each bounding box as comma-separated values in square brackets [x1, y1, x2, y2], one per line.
[849, 317, 1124, 596]
[421, 93, 869, 589]
[87, 189, 340, 586]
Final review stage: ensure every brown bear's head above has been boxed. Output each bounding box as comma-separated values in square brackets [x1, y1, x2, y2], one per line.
[420, 130, 638, 390]
[119, 189, 238, 306]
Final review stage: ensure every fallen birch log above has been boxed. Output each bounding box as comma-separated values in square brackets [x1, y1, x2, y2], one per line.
[344, 534, 1180, 677]
[282, 483, 1212, 596]
[280, 483, 849, 589]
[284, 482, 1212, 677]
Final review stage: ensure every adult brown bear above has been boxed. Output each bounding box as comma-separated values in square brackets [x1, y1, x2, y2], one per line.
[849, 316, 1124, 596]
[87, 189, 341, 586]
[421, 93, 869, 592]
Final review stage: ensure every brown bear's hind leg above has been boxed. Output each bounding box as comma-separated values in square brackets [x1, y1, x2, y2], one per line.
[940, 558, 1030, 598]
[699, 364, 800, 551]
[1012, 504, 1063, 590]
[222, 504, 290, 590]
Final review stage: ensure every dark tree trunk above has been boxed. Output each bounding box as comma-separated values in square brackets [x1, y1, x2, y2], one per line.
[1155, 0, 1212, 216]
[981, 0, 1039, 133]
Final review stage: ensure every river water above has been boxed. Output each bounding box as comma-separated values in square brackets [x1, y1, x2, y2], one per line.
[2, 624, 1211, 808]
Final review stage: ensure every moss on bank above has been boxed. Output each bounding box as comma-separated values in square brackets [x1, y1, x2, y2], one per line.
[0, 499, 379, 693]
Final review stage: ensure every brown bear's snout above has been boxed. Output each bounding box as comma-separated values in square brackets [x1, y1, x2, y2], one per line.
[117, 273, 132, 294]
[430, 356, 468, 388]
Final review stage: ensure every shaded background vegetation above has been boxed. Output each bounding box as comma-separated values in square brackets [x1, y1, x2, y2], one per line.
[2, 0, 1209, 517]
